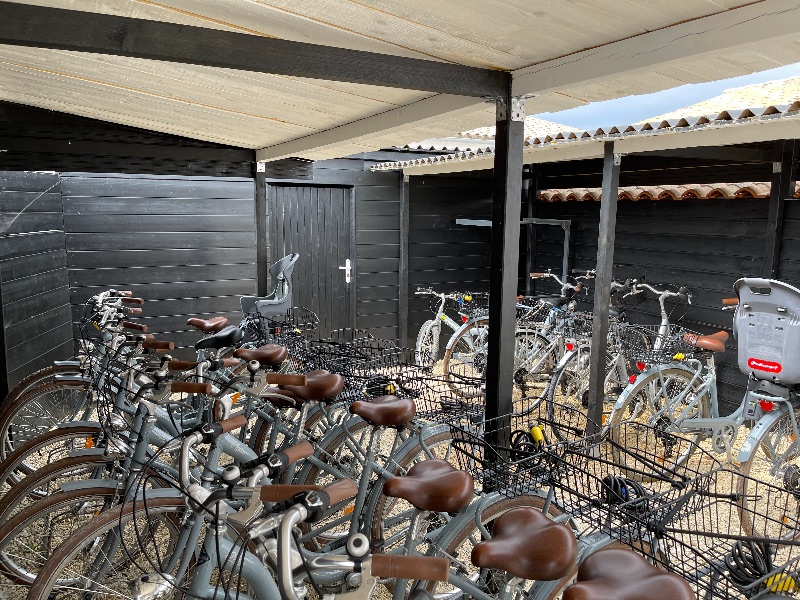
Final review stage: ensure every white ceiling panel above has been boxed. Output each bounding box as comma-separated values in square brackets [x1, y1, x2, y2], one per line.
[2, 0, 800, 161]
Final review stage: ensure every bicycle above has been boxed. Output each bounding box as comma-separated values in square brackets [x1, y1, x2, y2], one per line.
[414, 287, 478, 367]
[608, 278, 800, 536]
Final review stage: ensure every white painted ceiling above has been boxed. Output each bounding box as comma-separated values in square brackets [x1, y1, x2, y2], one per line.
[2, 0, 800, 160]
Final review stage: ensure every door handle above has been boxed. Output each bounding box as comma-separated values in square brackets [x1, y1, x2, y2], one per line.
[339, 258, 352, 284]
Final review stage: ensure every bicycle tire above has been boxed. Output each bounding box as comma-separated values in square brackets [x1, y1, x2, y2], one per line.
[415, 320, 441, 367]
[412, 494, 563, 599]
[26, 497, 189, 600]
[0, 381, 93, 462]
[738, 411, 800, 541]
[0, 422, 104, 492]
[291, 416, 374, 550]
[0, 454, 115, 523]
[367, 424, 454, 554]
[0, 364, 79, 414]
[0, 486, 118, 585]
[512, 328, 557, 396]
[442, 318, 490, 399]
[607, 365, 707, 482]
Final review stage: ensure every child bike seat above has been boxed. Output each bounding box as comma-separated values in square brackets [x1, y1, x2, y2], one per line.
[733, 278, 800, 386]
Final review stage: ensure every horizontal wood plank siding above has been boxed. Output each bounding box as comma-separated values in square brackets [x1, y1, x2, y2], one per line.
[0, 171, 72, 394]
[406, 175, 494, 347]
[62, 174, 256, 359]
[268, 157, 403, 342]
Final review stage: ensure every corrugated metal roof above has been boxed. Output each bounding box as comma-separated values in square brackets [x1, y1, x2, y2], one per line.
[4, 1, 800, 161]
[371, 102, 800, 172]
[538, 182, 800, 202]
[398, 116, 579, 152]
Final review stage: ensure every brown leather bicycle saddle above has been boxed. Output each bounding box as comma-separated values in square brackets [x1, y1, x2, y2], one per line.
[234, 344, 289, 367]
[269, 369, 344, 407]
[683, 330, 728, 353]
[471, 507, 577, 582]
[382, 459, 473, 513]
[187, 316, 230, 333]
[563, 548, 694, 600]
[349, 395, 416, 427]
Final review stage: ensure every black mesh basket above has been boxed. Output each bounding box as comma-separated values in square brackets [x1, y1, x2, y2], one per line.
[615, 323, 707, 365]
[611, 468, 800, 599]
[447, 400, 595, 496]
[516, 299, 553, 327]
[460, 292, 490, 319]
[557, 311, 594, 341]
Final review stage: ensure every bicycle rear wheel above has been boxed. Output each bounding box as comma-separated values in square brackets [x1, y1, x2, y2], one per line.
[738, 411, 800, 541]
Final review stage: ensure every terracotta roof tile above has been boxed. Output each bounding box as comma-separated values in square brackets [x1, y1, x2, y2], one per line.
[535, 182, 795, 202]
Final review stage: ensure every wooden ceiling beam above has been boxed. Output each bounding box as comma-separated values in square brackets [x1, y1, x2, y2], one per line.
[0, 1, 508, 98]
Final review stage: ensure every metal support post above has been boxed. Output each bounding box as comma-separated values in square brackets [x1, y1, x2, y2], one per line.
[485, 95, 525, 424]
[764, 140, 798, 279]
[525, 165, 539, 296]
[255, 166, 268, 297]
[586, 142, 621, 435]
[399, 176, 411, 346]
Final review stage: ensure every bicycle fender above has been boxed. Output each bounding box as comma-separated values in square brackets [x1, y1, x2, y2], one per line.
[737, 402, 792, 463]
[57, 420, 102, 429]
[66, 448, 107, 459]
[612, 363, 697, 412]
[59, 479, 119, 493]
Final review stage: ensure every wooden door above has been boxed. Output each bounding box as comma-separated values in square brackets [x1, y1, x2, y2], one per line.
[266, 184, 355, 336]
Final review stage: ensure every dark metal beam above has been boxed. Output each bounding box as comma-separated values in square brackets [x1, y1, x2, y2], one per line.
[255, 168, 268, 297]
[399, 176, 411, 346]
[485, 95, 525, 424]
[525, 165, 539, 297]
[642, 146, 772, 163]
[764, 140, 799, 279]
[0, 2, 508, 98]
[586, 142, 621, 435]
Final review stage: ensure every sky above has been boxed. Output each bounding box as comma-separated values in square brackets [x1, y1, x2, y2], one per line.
[532, 62, 800, 131]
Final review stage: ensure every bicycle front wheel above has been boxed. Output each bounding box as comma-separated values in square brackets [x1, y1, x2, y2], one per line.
[26, 497, 189, 600]
[442, 318, 489, 399]
[415, 320, 441, 367]
[607, 365, 707, 481]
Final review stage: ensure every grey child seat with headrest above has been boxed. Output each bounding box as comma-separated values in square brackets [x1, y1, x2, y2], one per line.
[240, 253, 300, 318]
[733, 277, 800, 387]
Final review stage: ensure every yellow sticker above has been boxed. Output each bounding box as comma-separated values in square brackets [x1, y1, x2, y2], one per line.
[440, 314, 447, 321]
[464, 295, 472, 302]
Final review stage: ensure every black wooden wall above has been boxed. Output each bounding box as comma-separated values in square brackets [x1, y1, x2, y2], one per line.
[264, 155, 403, 341]
[62, 173, 257, 359]
[406, 174, 495, 347]
[0, 172, 72, 394]
[531, 197, 792, 413]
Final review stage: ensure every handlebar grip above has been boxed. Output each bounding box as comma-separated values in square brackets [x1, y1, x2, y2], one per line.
[143, 340, 174, 351]
[529, 272, 547, 278]
[259, 484, 322, 503]
[121, 297, 145, 305]
[322, 478, 358, 505]
[371, 555, 449, 582]
[282, 440, 314, 464]
[221, 357, 242, 368]
[171, 381, 212, 395]
[117, 290, 133, 297]
[217, 414, 247, 433]
[126, 307, 143, 315]
[143, 334, 156, 342]
[121, 321, 148, 332]
[167, 360, 199, 371]
[573, 284, 583, 292]
[722, 297, 739, 306]
[265, 373, 307, 386]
